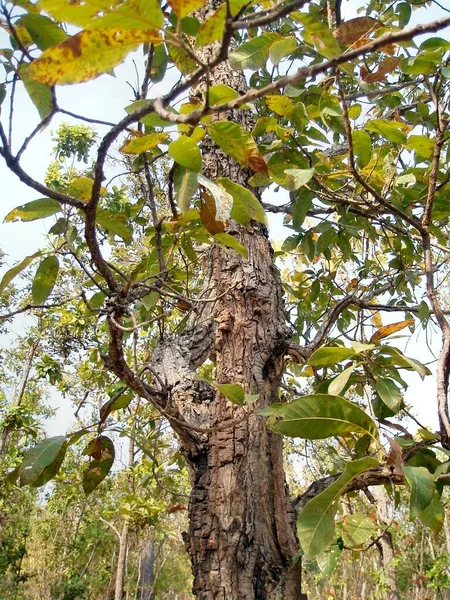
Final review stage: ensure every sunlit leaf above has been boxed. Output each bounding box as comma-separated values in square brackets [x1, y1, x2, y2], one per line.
[309, 347, 355, 367]
[229, 33, 280, 70]
[217, 177, 267, 226]
[4, 198, 61, 222]
[0, 251, 42, 294]
[120, 132, 168, 154]
[352, 130, 372, 168]
[208, 122, 268, 174]
[215, 383, 245, 406]
[32, 255, 59, 304]
[214, 233, 249, 258]
[370, 319, 414, 343]
[174, 167, 199, 212]
[198, 174, 233, 222]
[29, 29, 161, 86]
[328, 364, 355, 396]
[269, 394, 379, 441]
[169, 136, 202, 172]
[40, 0, 164, 29]
[168, 0, 205, 18]
[19, 63, 54, 119]
[19, 13, 67, 50]
[96, 209, 133, 244]
[196, 3, 226, 46]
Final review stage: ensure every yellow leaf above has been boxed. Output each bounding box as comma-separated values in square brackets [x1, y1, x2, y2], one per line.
[371, 311, 383, 328]
[120, 132, 168, 154]
[369, 319, 414, 343]
[40, 0, 164, 30]
[196, 3, 226, 47]
[28, 29, 161, 85]
[167, 0, 206, 18]
[333, 17, 382, 45]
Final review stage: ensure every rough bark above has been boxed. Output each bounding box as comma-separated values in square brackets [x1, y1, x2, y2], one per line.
[152, 3, 302, 597]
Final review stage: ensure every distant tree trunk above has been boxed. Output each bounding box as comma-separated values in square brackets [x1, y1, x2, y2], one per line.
[136, 531, 156, 600]
[152, 2, 301, 598]
[373, 488, 399, 600]
[115, 437, 134, 600]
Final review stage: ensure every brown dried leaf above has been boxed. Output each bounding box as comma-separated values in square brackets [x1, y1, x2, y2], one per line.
[363, 56, 400, 83]
[385, 436, 404, 476]
[200, 190, 225, 235]
[247, 148, 269, 176]
[334, 17, 382, 45]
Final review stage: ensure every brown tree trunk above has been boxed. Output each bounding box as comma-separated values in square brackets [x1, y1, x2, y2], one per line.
[153, 3, 301, 597]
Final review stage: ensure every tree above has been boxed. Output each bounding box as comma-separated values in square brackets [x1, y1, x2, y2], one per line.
[2, 0, 450, 598]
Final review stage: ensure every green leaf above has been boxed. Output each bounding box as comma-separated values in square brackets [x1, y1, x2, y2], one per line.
[352, 130, 372, 168]
[168, 136, 202, 172]
[269, 394, 378, 441]
[215, 383, 245, 406]
[198, 174, 233, 222]
[269, 37, 298, 66]
[377, 346, 431, 380]
[0, 251, 42, 294]
[28, 29, 160, 86]
[19, 436, 67, 487]
[328, 364, 355, 396]
[229, 33, 279, 71]
[168, 0, 205, 18]
[365, 120, 407, 145]
[100, 392, 134, 423]
[216, 177, 267, 225]
[4, 198, 61, 222]
[419, 494, 444, 534]
[403, 465, 435, 520]
[342, 513, 377, 549]
[214, 233, 248, 258]
[96, 209, 133, 244]
[208, 122, 266, 173]
[40, 0, 164, 30]
[83, 435, 115, 494]
[207, 83, 240, 106]
[19, 63, 54, 120]
[283, 168, 314, 191]
[19, 13, 68, 50]
[196, 3, 226, 47]
[316, 543, 342, 577]
[309, 347, 355, 367]
[297, 457, 378, 559]
[375, 378, 403, 413]
[120, 132, 168, 154]
[174, 166, 199, 212]
[32, 255, 59, 304]
[294, 12, 342, 59]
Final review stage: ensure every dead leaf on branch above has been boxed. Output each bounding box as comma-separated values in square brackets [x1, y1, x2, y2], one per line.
[334, 17, 382, 45]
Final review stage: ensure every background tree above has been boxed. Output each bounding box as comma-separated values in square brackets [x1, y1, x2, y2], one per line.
[2, 0, 450, 598]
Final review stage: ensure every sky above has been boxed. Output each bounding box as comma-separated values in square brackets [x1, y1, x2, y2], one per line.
[0, 1, 449, 436]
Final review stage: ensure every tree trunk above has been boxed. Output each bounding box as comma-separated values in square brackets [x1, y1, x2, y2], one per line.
[152, 3, 301, 597]
[373, 488, 399, 600]
[136, 531, 156, 600]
